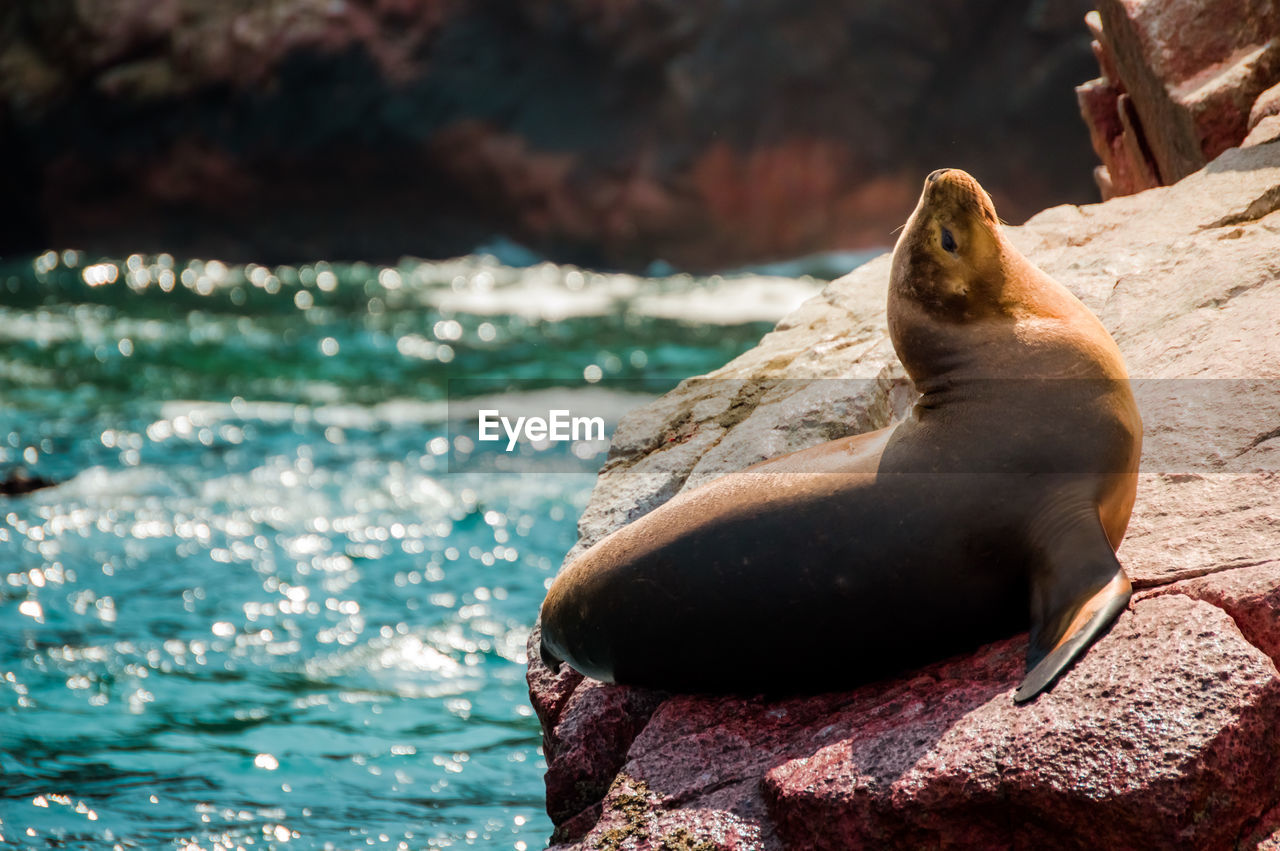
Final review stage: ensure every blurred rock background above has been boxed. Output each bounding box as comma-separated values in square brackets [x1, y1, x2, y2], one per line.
[1, 0, 1100, 270]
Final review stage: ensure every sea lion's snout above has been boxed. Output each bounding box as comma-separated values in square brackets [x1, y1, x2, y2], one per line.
[920, 168, 997, 225]
[923, 167, 976, 197]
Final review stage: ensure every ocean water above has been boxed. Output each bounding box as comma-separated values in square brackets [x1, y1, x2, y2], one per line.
[0, 250, 826, 849]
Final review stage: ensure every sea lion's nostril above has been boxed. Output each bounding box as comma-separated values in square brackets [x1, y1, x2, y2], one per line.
[927, 168, 950, 184]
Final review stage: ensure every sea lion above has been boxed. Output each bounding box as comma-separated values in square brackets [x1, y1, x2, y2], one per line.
[539, 168, 1142, 703]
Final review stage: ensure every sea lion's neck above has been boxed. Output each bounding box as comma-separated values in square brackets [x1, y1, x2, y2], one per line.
[900, 315, 1120, 390]
[890, 245, 1118, 389]
[889, 296, 1018, 385]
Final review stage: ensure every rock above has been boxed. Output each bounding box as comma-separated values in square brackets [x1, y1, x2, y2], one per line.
[1151, 563, 1280, 662]
[529, 135, 1280, 847]
[1, 0, 1100, 268]
[1077, 0, 1280, 197]
[540, 676, 666, 830]
[1077, 75, 1161, 197]
[764, 597, 1280, 849]
[1246, 81, 1280, 146]
[1251, 81, 1280, 129]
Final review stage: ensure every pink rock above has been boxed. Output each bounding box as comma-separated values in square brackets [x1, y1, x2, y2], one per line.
[1076, 10, 1164, 199]
[1082, 0, 1280, 187]
[770, 597, 1280, 848]
[1250, 81, 1280, 128]
[1242, 802, 1280, 849]
[534, 658, 665, 830]
[1245, 81, 1280, 145]
[1076, 79, 1161, 198]
[551, 772, 780, 850]
[1157, 562, 1280, 664]
[526, 623, 584, 733]
[1244, 114, 1280, 146]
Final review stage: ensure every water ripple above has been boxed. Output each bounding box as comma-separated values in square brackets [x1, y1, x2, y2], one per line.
[0, 251, 799, 848]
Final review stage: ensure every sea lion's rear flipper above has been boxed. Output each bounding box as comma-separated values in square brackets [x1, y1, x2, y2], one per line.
[1015, 515, 1132, 703]
[538, 626, 564, 673]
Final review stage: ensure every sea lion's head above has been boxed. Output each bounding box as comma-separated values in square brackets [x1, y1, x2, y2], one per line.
[889, 168, 1006, 320]
[887, 169, 1027, 381]
[887, 169, 1123, 387]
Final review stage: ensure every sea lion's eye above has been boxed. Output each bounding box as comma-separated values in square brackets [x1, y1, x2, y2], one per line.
[941, 227, 957, 253]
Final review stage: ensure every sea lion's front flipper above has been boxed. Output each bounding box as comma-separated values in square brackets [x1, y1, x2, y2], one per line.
[1015, 514, 1132, 703]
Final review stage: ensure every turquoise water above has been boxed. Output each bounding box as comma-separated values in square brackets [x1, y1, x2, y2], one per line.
[0, 251, 819, 849]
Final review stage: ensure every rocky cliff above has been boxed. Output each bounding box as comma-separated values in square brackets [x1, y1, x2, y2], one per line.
[527, 126, 1280, 847]
[2, 0, 1098, 269]
[1076, 0, 1280, 197]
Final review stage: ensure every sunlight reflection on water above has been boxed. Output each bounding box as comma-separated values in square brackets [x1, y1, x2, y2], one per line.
[0, 250, 817, 848]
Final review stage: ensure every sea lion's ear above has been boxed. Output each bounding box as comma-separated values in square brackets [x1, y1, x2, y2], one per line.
[1015, 513, 1132, 703]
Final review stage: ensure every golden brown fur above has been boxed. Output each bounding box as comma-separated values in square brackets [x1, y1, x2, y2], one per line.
[540, 169, 1142, 701]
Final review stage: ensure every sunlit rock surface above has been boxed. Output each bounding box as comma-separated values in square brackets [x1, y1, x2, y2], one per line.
[528, 135, 1280, 847]
[2, 0, 1098, 269]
